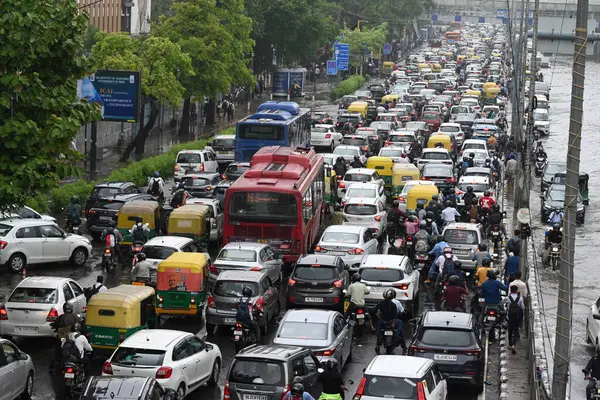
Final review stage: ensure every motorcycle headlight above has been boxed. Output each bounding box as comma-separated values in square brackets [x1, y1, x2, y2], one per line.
[552, 247, 559, 252]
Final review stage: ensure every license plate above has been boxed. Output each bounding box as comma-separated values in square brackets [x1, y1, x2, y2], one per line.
[305, 297, 324, 303]
[487, 316, 496, 321]
[493, 232, 499, 236]
[16, 326, 38, 333]
[552, 247, 559, 252]
[356, 314, 365, 319]
[434, 354, 458, 361]
[64, 373, 75, 379]
[233, 330, 243, 336]
[384, 330, 394, 336]
[244, 396, 268, 400]
[100, 216, 113, 221]
[329, 251, 346, 256]
[407, 240, 413, 245]
[478, 298, 485, 303]
[224, 318, 236, 324]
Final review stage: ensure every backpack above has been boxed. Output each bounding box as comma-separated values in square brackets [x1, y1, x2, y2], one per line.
[171, 191, 185, 208]
[132, 225, 146, 242]
[68, 205, 80, 221]
[150, 178, 160, 195]
[62, 338, 81, 363]
[84, 284, 103, 301]
[236, 297, 251, 323]
[508, 294, 522, 321]
[443, 255, 456, 275]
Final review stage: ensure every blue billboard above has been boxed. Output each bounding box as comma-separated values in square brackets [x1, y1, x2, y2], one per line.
[89, 70, 141, 123]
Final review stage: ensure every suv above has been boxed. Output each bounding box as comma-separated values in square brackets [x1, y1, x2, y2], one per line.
[441, 222, 486, 271]
[80, 377, 177, 400]
[226, 345, 322, 400]
[223, 162, 250, 182]
[409, 311, 485, 392]
[173, 149, 218, 182]
[86, 193, 155, 240]
[342, 197, 387, 240]
[287, 255, 348, 311]
[209, 135, 236, 165]
[85, 181, 140, 214]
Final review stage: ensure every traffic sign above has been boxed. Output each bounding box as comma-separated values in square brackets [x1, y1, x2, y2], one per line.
[334, 43, 350, 71]
[383, 43, 392, 55]
[326, 60, 337, 75]
[455, 15, 461, 22]
[431, 14, 438, 21]
[496, 8, 508, 18]
[517, 208, 530, 224]
[479, 17, 485, 23]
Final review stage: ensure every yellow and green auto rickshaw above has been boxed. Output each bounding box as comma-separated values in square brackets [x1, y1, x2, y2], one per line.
[347, 101, 369, 119]
[381, 94, 400, 105]
[116, 200, 160, 246]
[382, 61, 394, 75]
[167, 204, 210, 246]
[406, 185, 440, 211]
[155, 252, 209, 319]
[391, 164, 420, 199]
[324, 165, 339, 211]
[85, 285, 157, 351]
[366, 156, 394, 190]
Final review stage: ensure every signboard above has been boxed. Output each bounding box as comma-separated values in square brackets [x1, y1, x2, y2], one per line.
[334, 43, 350, 71]
[87, 70, 141, 123]
[383, 43, 392, 55]
[431, 14, 438, 21]
[455, 15, 462, 22]
[326, 60, 337, 75]
[496, 8, 508, 18]
[517, 208, 530, 224]
[479, 17, 485, 23]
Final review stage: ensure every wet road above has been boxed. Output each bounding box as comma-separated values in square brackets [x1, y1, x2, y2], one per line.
[528, 56, 600, 400]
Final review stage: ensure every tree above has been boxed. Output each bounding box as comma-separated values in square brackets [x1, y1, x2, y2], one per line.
[339, 23, 388, 71]
[155, 0, 255, 140]
[151, 0, 173, 23]
[83, 25, 101, 54]
[91, 33, 194, 161]
[0, 0, 101, 209]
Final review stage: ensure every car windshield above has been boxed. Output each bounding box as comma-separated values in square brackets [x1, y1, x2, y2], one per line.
[344, 204, 377, 215]
[112, 348, 166, 367]
[218, 248, 257, 262]
[334, 148, 359, 157]
[228, 192, 297, 223]
[278, 322, 329, 340]
[419, 328, 475, 347]
[534, 112, 548, 121]
[345, 174, 372, 182]
[443, 229, 479, 245]
[370, 122, 392, 130]
[214, 281, 259, 298]
[226, 164, 249, 174]
[422, 113, 439, 120]
[359, 267, 404, 282]
[141, 245, 177, 260]
[441, 125, 460, 132]
[92, 187, 122, 197]
[9, 287, 57, 304]
[458, 183, 489, 192]
[545, 163, 566, 176]
[176, 153, 202, 164]
[463, 143, 485, 151]
[294, 266, 337, 280]
[312, 127, 331, 133]
[343, 137, 368, 146]
[389, 135, 413, 143]
[338, 116, 360, 123]
[423, 166, 452, 176]
[422, 152, 449, 160]
[229, 360, 284, 385]
[94, 200, 125, 210]
[548, 188, 565, 201]
[346, 188, 377, 198]
[213, 138, 235, 149]
[363, 375, 419, 399]
[380, 149, 404, 157]
[182, 177, 210, 187]
[322, 232, 359, 244]
[404, 123, 423, 130]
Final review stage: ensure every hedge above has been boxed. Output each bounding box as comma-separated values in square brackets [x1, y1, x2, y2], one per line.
[330, 75, 367, 101]
[27, 127, 235, 214]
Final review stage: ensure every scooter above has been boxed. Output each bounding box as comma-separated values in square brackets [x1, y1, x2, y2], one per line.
[380, 321, 398, 355]
[482, 303, 505, 341]
[550, 243, 561, 270]
[490, 225, 503, 255]
[66, 221, 81, 235]
[534, 155, 547, 177]
[414, 251, 430, 270]
[583, 371, 600, 398]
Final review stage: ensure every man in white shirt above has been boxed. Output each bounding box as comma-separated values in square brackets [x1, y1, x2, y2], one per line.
[509, 270, 528, 298]
[93, 276, 108, 293]
[441, 202, 461, 226]
[345, 274, 370, 317]
[62, 325, 93, 374]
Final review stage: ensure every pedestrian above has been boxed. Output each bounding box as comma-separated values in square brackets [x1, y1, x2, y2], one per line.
[504, 253, 520, 284]
[216, 100, 223, 122]
[228, 101, 235, 122]
[506, 229, 522, 256]
[509, 270, 528, 298]
[503, 285, 524, 354]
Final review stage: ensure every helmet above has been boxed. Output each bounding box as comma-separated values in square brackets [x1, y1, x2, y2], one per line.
[137, 253, 146, 261]
[393, 200, 400, 208]
[325, 358, 339, 371]
[467, 186, 473, 193]
[354, 155, 360, 161]
[448, 275, 459, 285]
[469, 152, 475, 158]
[383, 288, 395, 300]
[409, 215, 417, 222]
[487, 269, 496, 279]
[553, 223, 561, 231]
[63, 303, 74, 313]
[463, 156, 469, 162]
[478, 243, 488, 251]
[73, 323, 83, 334]
[242, 286, 253, 297]
[109, 220, 116, 228]
[482, 257, 492, 267]
[408, 210, 417, 217]
[432, 194, 439, 201]
[153, 171, 160, 178]
[492, 204, 500, 212]
[485, 157, 491, 164]
[292, 376, 303, 385]
[71, 196, 78, 204]
[416, 202, 424, 210]
[351, 273, 362, 283]
[178, 182, 186, 190]
[401, 153, 407, 158]
[444, 247, 452, 253]
[291, 383, 305, 397]
[483, 191, 490, 197]
[426, 211, 434, 220]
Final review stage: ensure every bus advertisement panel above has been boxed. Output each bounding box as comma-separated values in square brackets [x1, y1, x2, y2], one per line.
[445, 31, 461, 43]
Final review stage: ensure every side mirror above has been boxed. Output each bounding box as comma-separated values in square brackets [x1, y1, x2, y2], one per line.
[20, 353, 28, 361]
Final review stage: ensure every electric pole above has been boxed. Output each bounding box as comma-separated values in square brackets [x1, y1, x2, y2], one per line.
[512, 0, 527, 210]
[525, 0, 540, 207]
[552, 0, 588, 396]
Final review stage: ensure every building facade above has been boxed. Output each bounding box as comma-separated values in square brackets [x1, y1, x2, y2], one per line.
[78, 0, 150, 34]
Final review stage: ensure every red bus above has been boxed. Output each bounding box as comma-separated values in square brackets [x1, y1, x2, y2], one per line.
[445, 31, 461, 42]
[223, 146, 325, 263]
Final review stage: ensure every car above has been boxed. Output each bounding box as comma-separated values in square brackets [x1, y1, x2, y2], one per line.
[80, 377, 178, 400]
[339, 95, 358, 109]
[421, 111, 442, 132]
[0, 277, 87, 337]
[460, 139, 488, 155]
[332, 145, 367, 166]
[85, 181, 140, 214]
[354, 90, 373, 100]
[0, 219, 92, 272]
[102, 329, 221, 398]
[311, 124, 343, 151]
[376, 113, 401, 125]
[456, 176, 492, 206]
[541, 161, 566, 192]
[421, 163, 456, 194]
[0, 205, 56, 223]
[207, 270, 280, 333]
[222, 162, 250, 181]
[408, 311, 485, 392]
[226, 345, 323, 400]
[185, 197, 224, 243]
[454, 113, 479, 135]
[417, 148, 453, 170]
[438, 122, 465, 145]
[396, 180, 437, 212]
[342, 197, 387, 239]
[138, 236, 205, 282]
[441, 222, 487, 270]
[179, 172, 221, 198]
[533, 108, 550, 135]
[341, 133, 370, 155]
[354, 355, 448, 400]
[459, 97, 480, 112]
[335, 113, 365, 131]
[450, 105, 470, 119]
[341, 182, 386, 206]
[370, 121, 398, 140]
[586, 297, 600, 349]
[385, 130, 417, 152]
[358, 254, 420, 316]
[387, 108, 411, 124]
[287, 255, 348, 310]
[338, 168, 384, 197]
[86, 193, 156, 240]
[0, 338, 35, 400]
[209, 242, 283, 286]
[209, 135, 236, 166]
[311, 111, 333, 125]
[405, 120, 430, 136]
[173, 149, 218, 183]
[315, 225, 379, 271]
[463, 166, 493, 181]
[213, 179, 231, 207]
[471, 124, 500, 140]
[541, 184, 585, 223]
[321, 153, 343, 168]
[467, 149, 491, 168]
[378, 147, 406, 163]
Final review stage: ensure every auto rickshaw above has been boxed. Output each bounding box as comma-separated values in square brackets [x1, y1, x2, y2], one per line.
[483, 82, 498, 92]
[382, 61, 394, 75]
[427, 133, 455, 157]
[484, 87, 501, 105]
[86, 284, 157, 351]
[167, 204, 210, 246]
[465, 89, 482, 100]
[391, 163, 420, 199]
[457, 55, 466, 64]
[418, 63, 430, 72]
[117, 200, 161, 246]
[366, 156, 394, 190]
[324, 165, 339, 211]
[347, 101, 369, 119]
[430, 63, 442, 73]
[155, 252, 209, 319]
[381, 94, 400, 105]
[406, 185, 440, 211]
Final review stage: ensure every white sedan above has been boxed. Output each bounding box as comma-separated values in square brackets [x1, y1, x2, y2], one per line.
[315, 225, 379, 272]
[586, 298, 600, 349]
[311, 124, 343, 151]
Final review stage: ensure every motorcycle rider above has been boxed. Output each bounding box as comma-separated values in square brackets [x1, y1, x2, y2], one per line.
[442, 275, 468, 311]
[473, 243, 492, 268]
[476, 257, 493, 287]
[463, 186, 477, 211]
[286, 382, 315, 400]
[170, 182, 189, 208]
[333, 157, 347, 177]
[61, 323, 92, 376]
[478, 190, 496, 218]
[374, 289, 399, 354]
[389, 200, 407, 237]
[408, 140, 422, 161]
[317, 359, 345, 400]
[583, 349, 600, 400]
[132, 253, 152, 284]
[424, 210, 440, 236]
[51, 302, 79, 368]
[467, 152, 476, 168]
[441, 200, 460, 226]
[389, 291, 407, 353]
[426, 194, 443, 227]
[65, 196, 82, 232]
[100, 221, 124, 264]
[435, 247, 459, 291]
[488, 204, 506, 237]
[548, 208, 564, 224]
[236, 286, 261, 341]
[147, 171, 165, 203]
[444, 189, 458, 208]
[480, 269, 508, 320]
[131, 217, 150, 244]
[427, 237, 448, 284]
[350, 155, 365, 168]
[535, 140, 547, 159]
[416, 202, 426, 221]
[345, 273, 370, 318]
[543, 223, 563, 265]
[415, 221, 431, 250]
[404, 214, 419, 236]
[397, 153, 410, 164]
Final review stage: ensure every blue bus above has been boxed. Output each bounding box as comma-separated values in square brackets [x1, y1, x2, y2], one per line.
[235, 101, 311, 162]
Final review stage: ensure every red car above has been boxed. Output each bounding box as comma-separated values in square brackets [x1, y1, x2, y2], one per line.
[421, 111, 442, 132]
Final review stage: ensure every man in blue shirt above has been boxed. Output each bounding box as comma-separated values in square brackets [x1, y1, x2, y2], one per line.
[504, 254, 520, 283]
[481, 270, 508, 305]
[426, 238, 448, 284]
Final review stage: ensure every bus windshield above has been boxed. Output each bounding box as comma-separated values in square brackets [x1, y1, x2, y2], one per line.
[238, 124, 285, 141]
[229, 192, 298, 222]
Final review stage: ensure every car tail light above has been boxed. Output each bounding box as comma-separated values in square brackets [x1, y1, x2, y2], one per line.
[208, 295, 216, 309]
[0, 305, 7, 320]
[462, 349, 482, 357]
[333, 280, 343, 288]
[445, 177, 456, 183]
[385, 141, 392, 146]
[393, 282, 410, 290]
[410, 345, 428, 354]
[174, 164, 179, 172]
[210, 265, 217, 274]
[361, 146, 369, 152]
[325, 134, 332, 139]
[250, 266, 262, 272]
[47, 307, 58, 322]
[339, 182, 346, 188]
[316, 349, 335, 357]
[254, 297, 265, 311]
[156, 366, 173, 379]
[102, 361, 113, 375]
[489, 309, 496, 316]
[398, 196, 406, 203]
[353, 377, 367, 400]
[205, 186, 212, 191]
[315, 246, 326, 253]
[417, 381, 426, 400]
[0, 240, 8, 250]
[222, 173, 227, 179]
[104, 248, 111, 255]
[288, 278, 296, 286]
[347, 248, 364, 255]
[82, 306, 87, 313]
[336, 175, 342, 179]
[200, 164, 205, 172]
[374, 215, 381, 222]
[223, 381, 231, 400]
[421, 176, 430, 180]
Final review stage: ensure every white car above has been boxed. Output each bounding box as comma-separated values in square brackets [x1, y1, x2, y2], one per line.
[311, 124, 343, 151]
[185, 197, 224, 243]
[358, 254, 420, 316]
[342, 182, 386, 205]
[586, 297, 600, 349]
[0, 277, 87, 338]
[460, 139, 488, 155]
[138, 236, 206, 281]
[0, 205, 56, 223]
[438, 122, 465, 146]
[209, 135, 235, 165]
[456, 176, 492, 206]
[0, 338, 35, 400]
[417, 148, 453, 170]
[209, 242, 283, 286]
[355, 355, 448, 400]
[321, 153, 343, 168]
[332, 145, 367, 166]
[459, 97, 480, 112]
[103, 329, 222, 399]
[533, 109, 550, 135]
[397, 180, 437, 212]
[174, 149, 218, 182]
[315, 225, 379, 271]
[0, 219, 92, 272]
[378, 147, 405, 163]
[385, 131, 417, 152]
[338, 168, 384, 197]
[342, 197, 387, 239]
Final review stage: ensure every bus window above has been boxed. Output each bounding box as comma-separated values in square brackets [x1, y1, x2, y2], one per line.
[239, 124, 284, 141]
[229, 192, 297, 222]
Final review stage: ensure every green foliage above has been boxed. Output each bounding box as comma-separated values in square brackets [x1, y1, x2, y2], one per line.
[83, 25, 100, 53]
[339, 24, 388, 69]
[151, 0, 173, 22]
[0, 0, 101, 210]
[330, 75, 366, 101]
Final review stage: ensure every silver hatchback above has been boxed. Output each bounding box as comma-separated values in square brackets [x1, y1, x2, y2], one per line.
[0, 338, 35, 400]
[441, 222, 487, 271]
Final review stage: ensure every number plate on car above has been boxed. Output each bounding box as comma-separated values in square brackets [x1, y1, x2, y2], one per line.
[218, 151, 230, 154]
[16, 326, 38, 333]
[244, 396, 268, 400]
[329, 251, 346, 256]
[305, 297, 324, 303]
[224, 318, 236, 324]
[100, 216, 114, 221]
[384, 330, 394, 336]
[64, 373, 75, 378]
[434, 354, 458, 361]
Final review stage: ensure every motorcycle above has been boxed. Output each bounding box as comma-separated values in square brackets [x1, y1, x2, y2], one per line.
[288, 86, 302, 99]
[404, 234, 415, 257]
[232, 321, 259, 353]
[131, 241, 144, 257]
[490, 225, 503, 256]
[583, 372, 600, 399]
[550, 243, 561, 270]
[380, 321, 398, 355]
[482, 304, 505, 341]
[62, 360, 86, 399]
[534, 155, 547, 177]
[347, 303, 370, 337]
[414, 251, 430, 270]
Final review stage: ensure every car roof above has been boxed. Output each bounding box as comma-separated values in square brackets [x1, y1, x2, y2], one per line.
[345, 182, 379, 189]
[82, 376, 152, 400]
[366, 355, 433, 378]
[296, 254, 339, 265]
[282, 309, 337, 324]
[183, 172, 220, 178]
[441, 122, 461, 128]
[121, 329, 190, 349]
[323, 224, 365, 234]
[17, 276, 73, 288]
[361, 254, 407, 267]
[228, 162, 250, 167]
[313, 124, 334, 128]
[335, 145, 360, 150]
[94, 181, 134, 188]
[236, 344, 307, 360]
[0, 219, 56, 228]
[100, 193, 150, 202]
[144, 235, 193, 248]
[463, 139, 487, 144]
[345, 197, 378, 205]
[422, 148, 449, 153]
[222, 242, 265, 251]
[213, 135, 236, 140]
[444, 222, 482, 231]
[458, 175, 489, 183]
[345, 168, 375, 175]
[218, 270, 264, 282]
[422, 311, 474, 328]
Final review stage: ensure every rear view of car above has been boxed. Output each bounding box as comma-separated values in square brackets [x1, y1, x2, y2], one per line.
[211, 136, 236, 165]
[342, 199, 386, 239]
[287, 255, 346, 311]
[442, 222, 485, 270]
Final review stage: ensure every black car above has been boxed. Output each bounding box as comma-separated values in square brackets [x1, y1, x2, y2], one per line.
[181, 172, 221, 198]
[85, 181, 140, 214]
[223, 162, 250, 181]
[409, 311, 485, 392]
[541, 161, 566, 192]
[421, 163, 456, 194]
[540, 184, 585, 223]
[213, 180, 231, 207]
[81, 376, 177, 400]
[287, 254, 348, 311]
[87, 193, 155, 240]
[369, 84, 386, 102]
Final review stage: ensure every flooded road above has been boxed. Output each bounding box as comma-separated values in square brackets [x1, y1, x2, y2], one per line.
[529, 56, 600, 400]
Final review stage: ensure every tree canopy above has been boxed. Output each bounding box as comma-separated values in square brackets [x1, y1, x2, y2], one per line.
[339, 23, 388, 70]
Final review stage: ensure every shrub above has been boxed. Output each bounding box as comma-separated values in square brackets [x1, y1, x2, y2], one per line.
[330, 75, 366, 101]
